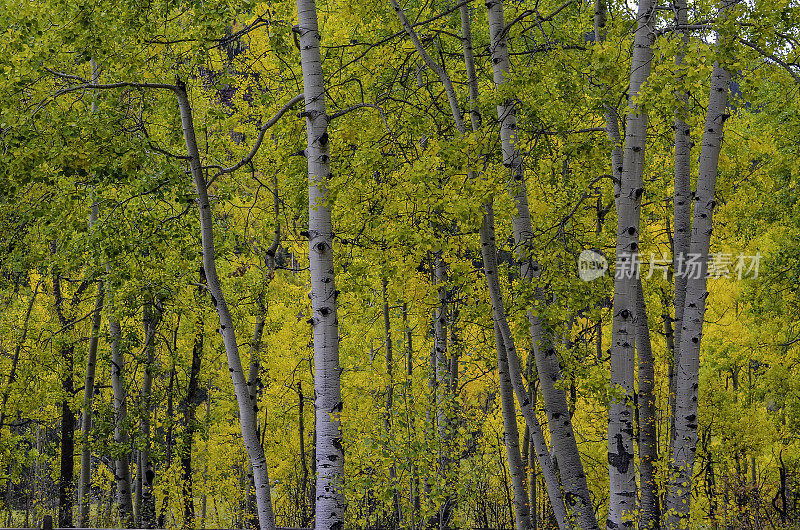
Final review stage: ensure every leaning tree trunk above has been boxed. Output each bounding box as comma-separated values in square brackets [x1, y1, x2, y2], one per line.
[666, 30, 732, 530]
[494, 319, 533, 530]
[175, 81, 276, 530]
[295, 2, 346, 528]
[607, 0, 656, 524]
[636, 279, 660, 529]
[481, 206, 571, 530]
[485, 1, 597, 528]
[459, 8, 541, 529]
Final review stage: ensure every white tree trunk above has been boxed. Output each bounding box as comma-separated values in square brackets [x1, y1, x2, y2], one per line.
[666, 51, 732, 530]
[486, 1, 597, 528]
[295, 1, 346, 528]
[78, 203, 103, 527]
[607, 0, 656, 523]
[495, 320, 533, 530]
[670, 0, 692, 454]
[79, 62, 102, 526]
[108, 272, 134, 525]
[174, 82, 277, 530]
[636, 279, 659, 529]
[136, 301, 159, 528]
[480, 206, 570, 530]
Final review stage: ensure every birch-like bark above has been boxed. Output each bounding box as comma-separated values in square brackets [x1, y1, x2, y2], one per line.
[78, 266, 103, 526]
[295, 2, 346, 527]
[486, 1, 597, 528]
[528, 424, 538, 530]
[393, 2, 573, 524]
[108, 284, 134, 525]
[79, 61, 102, 526]
[433, 253, 450, 468]
[298, 382, 312, 525]
[460, 8, 543, 527]
[607, 0, 657, 524]
[495, 320, 533, 530]
[671, 0, 692, 453]
[636, 280, 659, 529]
[666, 40, 732, 530]
[175, 81, 276, 530]
[481, 207, 571, 530]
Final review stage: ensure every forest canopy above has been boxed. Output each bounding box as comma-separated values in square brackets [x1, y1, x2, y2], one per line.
[0, 0, 799, 529]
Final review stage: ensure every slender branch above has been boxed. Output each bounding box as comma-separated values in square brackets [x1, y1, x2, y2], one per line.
[738, 37, 800, 85]
[327, 103, 411, 164]
[389, 0, 466, 133]
[215, 93, 305, 176]
[500, 0, 576, 41]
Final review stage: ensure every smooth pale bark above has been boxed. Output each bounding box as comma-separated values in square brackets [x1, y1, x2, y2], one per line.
[481, 207, 571, 530]
[432, 255, 452, 505]
[79, 62, 102, 526]
[636, 280, 659, 529]
[607, 0, 656, 524]
[483, 210, 556, 530]
[108, 283, 134, 525]
[175, 81, 276, 530]
[295, 2, 346, 528]
[666, 53, 732, 530]
[670, 0, 692, 455]
[485, 1, 597, 528]
[393, 2, 571, 524]
[459, 9, 542, 529]
[495, 320, 533, 530]
[298, 382, 312, 525]
[78, 273, 103, 526]
[528, 425, 538, 530]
